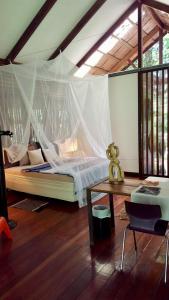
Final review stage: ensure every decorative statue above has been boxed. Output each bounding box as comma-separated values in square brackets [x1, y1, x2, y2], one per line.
[106, 142, 124, 183]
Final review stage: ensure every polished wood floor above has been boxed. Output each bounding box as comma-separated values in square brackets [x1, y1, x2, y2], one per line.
[0, 191, 169, 300]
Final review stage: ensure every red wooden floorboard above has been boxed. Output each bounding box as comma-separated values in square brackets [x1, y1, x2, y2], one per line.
[0, 191, 168, 299]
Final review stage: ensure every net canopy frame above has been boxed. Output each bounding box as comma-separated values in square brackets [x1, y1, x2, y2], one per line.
[0, 54, 112, 207]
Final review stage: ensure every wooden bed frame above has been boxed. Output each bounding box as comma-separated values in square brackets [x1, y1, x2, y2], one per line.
[5, 166, 76, 202]
[4, 142, 77, 202]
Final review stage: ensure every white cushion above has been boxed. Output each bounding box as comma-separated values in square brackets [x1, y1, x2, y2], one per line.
[28, 149, 44, 165]
[19, 152, 30, 166]
[42, 148, 59, 164]
[5, 144, 25, 163]
[146, 176, 169, 183]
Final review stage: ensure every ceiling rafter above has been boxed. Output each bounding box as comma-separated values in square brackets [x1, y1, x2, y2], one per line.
[137, 0, 142, 68]
[163, 24, 169, 32]
[111, 25, 160, 72]
[76, 1, 138, 67]
[0, 58, 21, 65]
[145, 5, 169, 32]
[147, 7, 164, 30]
[49, 0, 107, 60]
[159, 28, 163, 64]
[6, 0, 59, 62]
[0, 58, 8, 65]
[141, 0, 169, 14]
[128, 59, 137, 68]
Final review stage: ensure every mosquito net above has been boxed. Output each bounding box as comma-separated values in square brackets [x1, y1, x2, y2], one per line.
[0, 55, 112, 207]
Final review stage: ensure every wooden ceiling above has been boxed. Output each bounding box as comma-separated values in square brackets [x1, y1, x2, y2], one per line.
[0, 0, 168, 75]
[88, 4, 169, 75]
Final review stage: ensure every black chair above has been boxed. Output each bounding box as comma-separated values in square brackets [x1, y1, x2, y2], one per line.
[120, 201, 169, 283]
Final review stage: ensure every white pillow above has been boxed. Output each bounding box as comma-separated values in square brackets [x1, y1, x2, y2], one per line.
[28, 149, 44, 165]
[19, 152, 30, 166]
[42, 149, 60, 164]
[5, 144, 24, 163]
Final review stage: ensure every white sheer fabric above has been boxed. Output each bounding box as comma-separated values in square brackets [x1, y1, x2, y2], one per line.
[0, 55, 112, 206]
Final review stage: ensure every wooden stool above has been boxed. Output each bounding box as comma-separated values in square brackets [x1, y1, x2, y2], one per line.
[0, 217, 12, 239]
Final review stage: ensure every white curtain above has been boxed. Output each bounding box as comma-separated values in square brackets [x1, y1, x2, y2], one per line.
[0, 55, 112, 206]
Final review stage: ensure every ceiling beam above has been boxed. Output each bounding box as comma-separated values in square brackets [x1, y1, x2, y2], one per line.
[0, 58, 21, 65]
[145, 5, 169, 31]
[111, 25, 160, 72]
[49, 0, 107, 60]
[138, 0, 143, 68]
[141, 0, 169, 14]
[128, 59, 137, 68]
[147, 7, 164, 30]
[6, 0, 59, 62]
[0, 58, 8, 65]
[77, 1, 138, 67]
[159, 28, 163, 64]
[163, 23, 169, 32]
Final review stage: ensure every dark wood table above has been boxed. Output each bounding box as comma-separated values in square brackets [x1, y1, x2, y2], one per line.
[86, 178, 143, 246]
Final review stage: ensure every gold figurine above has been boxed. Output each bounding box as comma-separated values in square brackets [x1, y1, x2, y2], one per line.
[106, 143, 124, 183]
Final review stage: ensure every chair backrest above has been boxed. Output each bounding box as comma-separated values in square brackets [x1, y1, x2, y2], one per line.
[125, 201, 162, 232]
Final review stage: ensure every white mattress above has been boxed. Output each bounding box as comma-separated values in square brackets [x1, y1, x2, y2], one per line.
[5, 165, 76, 202]
[5, 157, 109, 206]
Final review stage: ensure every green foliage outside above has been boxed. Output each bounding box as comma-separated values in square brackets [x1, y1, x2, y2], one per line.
[143, 42, 159, 67]
[124, 34, 169, 174]
[163, 33, 169, 64]
[125, 33, 169, 71]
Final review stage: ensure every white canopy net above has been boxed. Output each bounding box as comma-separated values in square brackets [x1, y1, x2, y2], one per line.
[0, 55, 112, 207]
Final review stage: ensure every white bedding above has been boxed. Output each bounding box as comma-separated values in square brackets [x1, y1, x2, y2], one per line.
[5, 166, 75, 202]
[22, 157, 109, 207]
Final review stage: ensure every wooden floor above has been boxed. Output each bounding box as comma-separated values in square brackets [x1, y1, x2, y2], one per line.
[0, 191, 169, 300]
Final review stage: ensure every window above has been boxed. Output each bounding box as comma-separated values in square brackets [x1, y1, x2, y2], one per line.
[74, 65, 91, 78]
[98, 36, 118, 53]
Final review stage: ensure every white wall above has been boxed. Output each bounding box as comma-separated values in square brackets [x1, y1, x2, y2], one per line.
[109, 73, 139, 172]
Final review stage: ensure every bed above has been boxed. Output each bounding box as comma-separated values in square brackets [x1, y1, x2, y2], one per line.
[5, 165, 76, 202]
[4, 157, 109, 206]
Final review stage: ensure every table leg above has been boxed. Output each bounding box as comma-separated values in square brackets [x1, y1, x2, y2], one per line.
[109, 193, 115, 228]
[87, 189, 94, 246]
